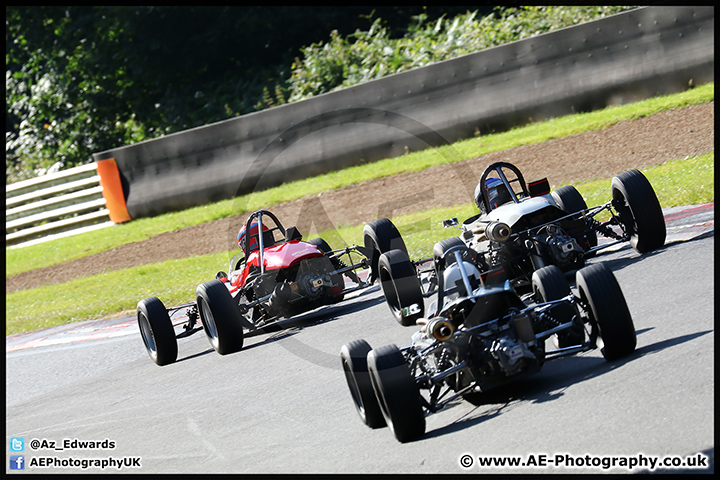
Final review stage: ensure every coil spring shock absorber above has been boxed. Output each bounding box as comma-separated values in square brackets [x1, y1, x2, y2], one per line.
[330, 257, 348, 271]
[185, 304, 199, 332]
[331, 255, 361, 284]
[535, 308, 563, 332]
[436, 347, 452, 372]
[595, 218, 625, 241]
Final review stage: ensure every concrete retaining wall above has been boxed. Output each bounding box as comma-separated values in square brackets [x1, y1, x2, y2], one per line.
[89, 6, 714, 220]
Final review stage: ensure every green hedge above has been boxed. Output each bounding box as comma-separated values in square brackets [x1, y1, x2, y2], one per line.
[280, 6, 636, 104]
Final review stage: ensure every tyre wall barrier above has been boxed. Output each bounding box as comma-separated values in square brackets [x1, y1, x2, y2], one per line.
[6, 159, 130, 248]
[89, 6, 712, 222]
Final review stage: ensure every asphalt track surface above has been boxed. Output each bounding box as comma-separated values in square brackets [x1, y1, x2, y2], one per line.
[6, 204, 714, 474]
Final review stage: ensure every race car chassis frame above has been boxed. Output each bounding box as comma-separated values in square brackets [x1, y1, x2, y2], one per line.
[414, 198, 632, 301]
[165, 245, 373, 340]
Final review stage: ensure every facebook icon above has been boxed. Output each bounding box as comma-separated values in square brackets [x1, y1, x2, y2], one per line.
[10, 455, 25, 470]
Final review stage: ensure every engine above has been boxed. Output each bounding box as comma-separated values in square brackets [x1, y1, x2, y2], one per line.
[484, 241, 512, 269]
[294, 256, 339, 299]
[488, 336, 537, 375]
[534, 224, 584, 268]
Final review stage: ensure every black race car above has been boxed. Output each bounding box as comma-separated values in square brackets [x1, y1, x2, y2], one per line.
[341, 248, 636, 442]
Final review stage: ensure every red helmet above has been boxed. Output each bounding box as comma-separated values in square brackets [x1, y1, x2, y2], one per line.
[237, 221, 269, 253]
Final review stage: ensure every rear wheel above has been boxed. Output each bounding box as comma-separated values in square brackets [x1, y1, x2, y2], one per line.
[137, 297, 178, 366]
[532, 266, 583, 348]
[307, 237, 332, 253]
[340, 340, 386, 429]
[552, 185, 598, 253]
[197, 280, 245, 355]
[367, 344, 425, 443]
[611, 169, 666, 253]
[378, 249, 424, 326]
[576, 264, 636, 361]
[551, 185, 587, 214]
[532, 265, 570, 302]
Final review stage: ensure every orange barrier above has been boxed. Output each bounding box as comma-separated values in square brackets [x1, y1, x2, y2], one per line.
[96, 158, 131, 223]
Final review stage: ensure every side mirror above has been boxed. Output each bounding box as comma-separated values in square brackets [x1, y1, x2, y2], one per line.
[442, 218, 459, 228]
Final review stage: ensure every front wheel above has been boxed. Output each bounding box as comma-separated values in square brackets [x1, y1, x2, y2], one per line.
[340, 340, 386, 429]
[197, 280, 245, 355]
[137, 297, 178, 366]
[368, 344, 425, 443]
[378, 249, 424, 326]
[611, 169, 666, 254]
[576, 264, 636, 361]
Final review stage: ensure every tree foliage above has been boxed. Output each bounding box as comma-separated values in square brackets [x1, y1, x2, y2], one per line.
[6, 6, 634, 183]
[286, 6, 634, 101]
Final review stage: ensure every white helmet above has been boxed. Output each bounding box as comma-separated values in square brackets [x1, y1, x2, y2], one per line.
[442, 261, 483, 304]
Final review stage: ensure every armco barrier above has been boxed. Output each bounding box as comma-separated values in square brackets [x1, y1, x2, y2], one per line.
[82, 6, 710, 222]
[6, 159, 130, 248]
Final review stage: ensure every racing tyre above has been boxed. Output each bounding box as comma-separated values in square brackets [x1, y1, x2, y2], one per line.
[367, 344, 425, 443]
[551, 185, 586, 212]
[575, 264, 636, 361]
[340, 340, 386, 429]
[197, 280, 245, 355]
[532, 266, 583, 348]
[531, 265, 570, 302]
[363, 218, 408, 281]
[137, 297, 178, 366]
[551, 185, 598, 252]
[378, 249, 425, 326]
[307, 237, 332, 253]
[611, 169, 666, 254]
[433, 236, 467, 270]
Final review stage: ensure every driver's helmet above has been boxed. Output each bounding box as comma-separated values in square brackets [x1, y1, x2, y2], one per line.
[237, 221, 269, 253]
[481, 177, 512, 210]
[475, 177, 510, 211]
[442, 260, 483, 302]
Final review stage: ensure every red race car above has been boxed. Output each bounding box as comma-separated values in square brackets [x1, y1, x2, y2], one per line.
[137, 209, 374, 366]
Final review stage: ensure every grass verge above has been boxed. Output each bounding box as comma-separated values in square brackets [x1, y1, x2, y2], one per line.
[5, 83, 714, 278]
[5, 152, 713, 335]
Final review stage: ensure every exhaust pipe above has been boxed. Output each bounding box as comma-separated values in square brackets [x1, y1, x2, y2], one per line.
[471, 221, 511, 242]
[486, 222, 511, 242]
[426, 318, 455, 341]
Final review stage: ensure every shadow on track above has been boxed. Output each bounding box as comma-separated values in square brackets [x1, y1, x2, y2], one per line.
[420, 328, 712, 441]
[175, 287, 384, 363]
